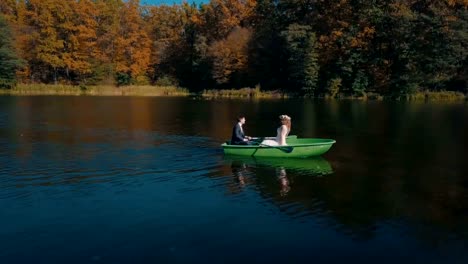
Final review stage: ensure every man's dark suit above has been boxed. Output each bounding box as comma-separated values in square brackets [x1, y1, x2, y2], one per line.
[231, 123, 247, 145]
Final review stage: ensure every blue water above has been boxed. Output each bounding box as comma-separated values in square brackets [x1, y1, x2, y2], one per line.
[0, 96, 467, 263]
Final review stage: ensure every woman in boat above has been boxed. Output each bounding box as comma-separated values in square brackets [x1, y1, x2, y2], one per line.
[261, 115, 291, 146]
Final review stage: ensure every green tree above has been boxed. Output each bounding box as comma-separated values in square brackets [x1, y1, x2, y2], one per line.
[0, 15, 22, 89]
[281, 24, 320, 95]
[368, 0, 468, 95]
[249, 0, 288, 90]
[303, 33, 320, 96]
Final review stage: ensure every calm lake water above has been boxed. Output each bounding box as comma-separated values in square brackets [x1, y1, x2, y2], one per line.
[0, 96, 467, 264]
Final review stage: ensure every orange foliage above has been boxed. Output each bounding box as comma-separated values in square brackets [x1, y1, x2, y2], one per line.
[350, 26, 376, 49]
[62, 0, 99, 75]
[0, 0, 16, 22]
[114, 0, 151, 77]
[446, 0, 468, 7]
[145, 4, 190, 72]
[208, 27, 252, 84]
[200, 0, 256, 41]
[25, 0, 67, 72]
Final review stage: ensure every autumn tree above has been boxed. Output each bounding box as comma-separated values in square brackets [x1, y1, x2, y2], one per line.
[114, 0, 151, 85]
[0, 0, 16, 22]
[179, 0, 257, 89]
[199, 0, 256, 41]
[91, 0, 126, 84]
[208, 27, 252, 86]
[0, 14, 23, 88]
[23, 0, 70, 84]
[62, 0, 99, 83]
[144, 3, 189, 84]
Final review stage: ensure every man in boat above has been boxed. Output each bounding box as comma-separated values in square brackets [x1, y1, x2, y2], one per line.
[231, 116, 252, 145]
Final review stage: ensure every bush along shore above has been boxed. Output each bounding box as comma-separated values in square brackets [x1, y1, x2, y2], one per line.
[0, 84, 189, 96]
[0, 84, 466, 102]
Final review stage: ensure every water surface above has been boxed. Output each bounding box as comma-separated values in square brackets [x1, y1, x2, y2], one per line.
[0, 96, 467, 263]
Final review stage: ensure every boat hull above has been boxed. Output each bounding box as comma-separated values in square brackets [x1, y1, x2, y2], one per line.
[222, 138, 336, 158]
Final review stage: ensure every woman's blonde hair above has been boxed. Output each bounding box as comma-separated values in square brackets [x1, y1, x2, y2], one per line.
[279, 115, 291, 133]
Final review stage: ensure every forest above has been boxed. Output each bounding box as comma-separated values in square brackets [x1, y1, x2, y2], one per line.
[0, 0, 467, 96]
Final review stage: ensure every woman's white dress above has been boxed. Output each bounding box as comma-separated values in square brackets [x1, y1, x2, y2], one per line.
[261, 125, 289, 146]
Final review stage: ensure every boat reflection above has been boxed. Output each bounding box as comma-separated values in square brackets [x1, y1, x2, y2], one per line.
[226, 156, 333, 175]
[226, 156, 333, 196]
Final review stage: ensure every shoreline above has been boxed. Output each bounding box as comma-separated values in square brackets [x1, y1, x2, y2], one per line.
[0, 84, 466, 102]
[0, 84, 189, 97]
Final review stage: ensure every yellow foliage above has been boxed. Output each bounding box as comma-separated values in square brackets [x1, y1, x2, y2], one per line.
[332, 30, 344, 38]
[390, 2, 416, 19]
[446, 0, 468, 7]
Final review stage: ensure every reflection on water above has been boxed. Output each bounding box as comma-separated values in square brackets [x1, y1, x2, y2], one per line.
[0, 96, 467, 263]
[225, 155, 334, 174]
[227, 156, 333, 197]
[276, 167, 290, 196]
[231, 159, 247, 188]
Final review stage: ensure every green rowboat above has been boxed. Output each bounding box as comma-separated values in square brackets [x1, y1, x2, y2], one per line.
[222, 137, 336, 158]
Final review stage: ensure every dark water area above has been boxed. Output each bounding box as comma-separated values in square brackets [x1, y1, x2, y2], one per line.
[0, 96, 467, 263]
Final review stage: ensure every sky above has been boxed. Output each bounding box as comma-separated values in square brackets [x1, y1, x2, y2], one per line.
[142, 0, 207, 5]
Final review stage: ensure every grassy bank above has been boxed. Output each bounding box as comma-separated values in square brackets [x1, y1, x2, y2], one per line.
[0, 84, 466, 102]
[324, 91, 467, 102]
[406, 91, 467, 102]
[201, 87, 288, 99]
[0, 84, 189, 96]
[201, 89, 467, 101]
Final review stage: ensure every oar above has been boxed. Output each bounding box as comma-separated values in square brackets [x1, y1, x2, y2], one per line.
[249, 144, 294, 157]
[249, 138, 264, 156]
[259, 144, 294, 153]
[250, 137, 265, 145]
